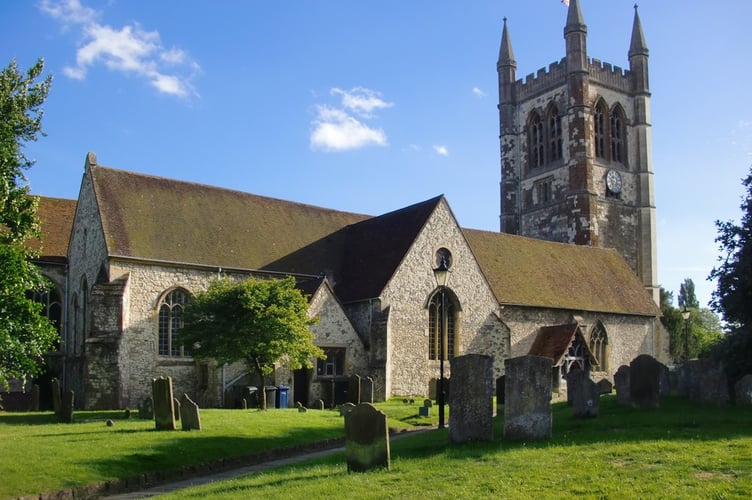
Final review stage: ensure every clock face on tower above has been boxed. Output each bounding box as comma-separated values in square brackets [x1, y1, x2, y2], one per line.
[606, 169, 622, 194]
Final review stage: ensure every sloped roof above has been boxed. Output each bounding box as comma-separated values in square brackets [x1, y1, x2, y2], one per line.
[334, 196, 442, 302]
[90, 165, 368, 271]
[528, 323, 596, 367]
[28, 196, 77, 260]
[463, 228, 660, 316]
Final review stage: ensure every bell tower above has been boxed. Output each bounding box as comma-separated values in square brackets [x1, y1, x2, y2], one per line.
[498, 0, 658, 303]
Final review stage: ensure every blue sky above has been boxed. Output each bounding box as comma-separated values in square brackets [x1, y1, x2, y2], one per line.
[2, 0, 751, 310]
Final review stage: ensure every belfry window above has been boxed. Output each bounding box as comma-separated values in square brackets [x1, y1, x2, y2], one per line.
[594, 103, 607, 159]
[528, 113, 545, 169]
[158, 288, 191, 357]
[547, 107, 563, 162]
[610, 108, 625, 163]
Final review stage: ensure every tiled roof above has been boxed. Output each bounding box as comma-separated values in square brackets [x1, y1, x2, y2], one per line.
[28, 196, 77, 260]
[463, 228, 660, 316]
[90, 165, 368, 272]
[528, 323, 596, 366]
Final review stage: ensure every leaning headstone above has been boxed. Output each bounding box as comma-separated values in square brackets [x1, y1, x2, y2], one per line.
[614, 365, 631, 407]
[630, 355, 666, 409]
[504, 355, 552, 441]
[50, 377, 62, 418]
[448, 354, 494, 443]
[180, 393, 202, 431]
[344, 403, 390, 472]
[340, 402, 356, 416]
[30, 384, 40, 412]
[496, 375, 505, 412]
[297, 401, 308, 412]
[361, 377, 374, 404]
[60, 389, 75, 423]
[152, 377, 177, 430]
[567, 370, 599, 418]
[686, 359, 730, 406]
[173, 397, 181, 421]
[139, 397, 154, 419]
[734, 375, 752, 406]
[596, 378, 613, 395]
[348, 374, 362, 404]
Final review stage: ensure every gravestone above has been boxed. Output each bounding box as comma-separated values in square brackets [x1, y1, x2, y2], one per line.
[496, 375, 505, 413]
[734, 375, 752, 406]
[564, 369, 583, 406]
[614, 365, 631, 407]
[60, 389, 75, 423]
[348, 374, 361, 404]
[297, 401, 308, 412]
[139, 397, 154, 419]
[567, 370, 599, 418]
[241, 398, 248, 410]
[428, 377, 451, 401]
[504, 355, 552, 441]
[180, 393, 202, 431]
[173, 397, 181, 421]
[630, 355, 666, 409]
[314, 399, 325, 410]
[448, 354, 494, 443]
[596, 378, 613, 395]
[344, 403, 390, 472]
[686, 359, 730, 406]
[31, 384, 40, 412]
[50, 377, 62, 418]
[659, 363, 671, 398]
[152, 377, 177, 430]
[340, 402, 356, 416]
[361, 377, 374, 404]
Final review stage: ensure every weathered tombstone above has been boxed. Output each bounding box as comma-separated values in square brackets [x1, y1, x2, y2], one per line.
[241, 398, 248, 410]
[630, 355, 665, 409]
[448, 354, 494, 443]
[180, 393, 202, 431]
[60, 389, 75, 423]
[564, 369, 583, 407]
[424, 398, 433, 407]
[567, 370, 599, 418]
[139, 396, 154, 419]
[344, 403, 390, 472]
[173, 397, 181, 421]
[596, 378, 613, 395]
[315, 399, 325, 410]
[686, 359, 730, 406]
[297, 401, 308, 412]
[361, 377, 374, 404]
[418, 405, 430, 417]
[428, 377, 451, 401]
[659, 363, 671, 398]
[30, 384, 40, 412]
[50, 377, 62, 418]
[496, 375, 505, 412]
[348, 374, 362, 404]
[152, 377, 177, 430]
[614, 365, 631, 407]
[340, 402, 356, 416]
[734, 375, 752, 406]
[504, 355, 552, 441]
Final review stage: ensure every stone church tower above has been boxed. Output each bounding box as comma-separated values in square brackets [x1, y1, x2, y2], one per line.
[498, 0, 658, 304]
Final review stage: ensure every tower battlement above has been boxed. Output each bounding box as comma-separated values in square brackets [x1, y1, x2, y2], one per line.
[588, 58, 631, 93]
[516, 58, 567, 100]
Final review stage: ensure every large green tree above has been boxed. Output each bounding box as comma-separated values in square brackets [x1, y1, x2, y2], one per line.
[179, 277, 324, 409]
[660, 283, 722, 363]
[709, 166, 752, 380]
[0, 58, 57, 391]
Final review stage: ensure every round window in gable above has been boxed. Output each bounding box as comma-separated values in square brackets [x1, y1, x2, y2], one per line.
[435, 247, 453, 270]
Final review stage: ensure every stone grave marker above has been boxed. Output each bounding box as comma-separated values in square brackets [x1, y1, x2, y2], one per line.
[659, 362, 671, 398]
[152, 376, 176, 430]
[504, 355, 552, 441]
[60, 389, 75, 423]
[173, 397, 181, 421]
[340, 402, 356, 416]
[361, 377, 374, 404]
[139, 396, 154, 419]
[348, 374, 361, 404]
[448, 354, 494, 443]
[314, 399, 325, 410]
[50, 377, 62, 418]
[31, 384, 40, 412]
[630, 355, 666, 409]
[344, 403, 390, 472]
[596, 378, 613, 395]
[734, 374, 752, 406]
[614, 365, 631, 407]
[567, 370, 599, 418]
[496, 375, 505, 412]
[180, 393, 202, 431]
[686, 359, 730, 406]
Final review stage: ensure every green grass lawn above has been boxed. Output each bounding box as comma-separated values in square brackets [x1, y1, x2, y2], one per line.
[1, 397, 750, 499]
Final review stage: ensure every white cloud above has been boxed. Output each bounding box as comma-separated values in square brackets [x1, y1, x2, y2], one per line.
[310, 87, 392, 152]
[433, 145, 449, 156]
[472, 87, 486, 97]
[40, 0, 200, 98]
[310, 105, 388, 152]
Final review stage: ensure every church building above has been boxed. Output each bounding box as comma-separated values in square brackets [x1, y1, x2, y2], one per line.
[19, 0, 665, 410]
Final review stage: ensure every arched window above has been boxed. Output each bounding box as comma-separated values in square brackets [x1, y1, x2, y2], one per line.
[594, 101, 607, 159]
[610, 106, 626, 164]
[547, 107, 563, 162]
[71, 293, 78, 355]
[428, 292, 457, 361]
[158, 288, 191, 357]
[589, 323, 609, 371]
[80, 277, 88, 344]
[528, 112, 545, 169]
[28, 287, 63, 350]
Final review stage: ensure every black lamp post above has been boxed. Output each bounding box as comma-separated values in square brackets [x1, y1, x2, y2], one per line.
[433, 258, 450, 429]
[681, 307, 691, 362]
